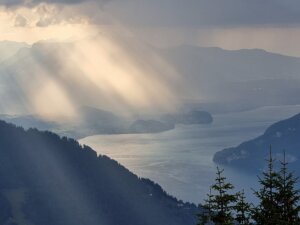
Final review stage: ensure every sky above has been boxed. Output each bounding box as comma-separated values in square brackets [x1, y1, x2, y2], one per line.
[1, 0, 300, 120]
[1, 0, 300, 56]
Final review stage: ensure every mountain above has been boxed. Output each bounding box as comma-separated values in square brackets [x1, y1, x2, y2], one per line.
[161, 45, 300, 109]
[128, 110, 213, 134]
[3, 40, 300, 117]
[162, 46, 300, 81]
[0, 120, 198, 225]
[0, 37, 177, 117]
[213, 112, 300, 172]
[0, 114, 58, 131]
[0, 107, 172, 139]
[0, 107, 214, 138]
[0, 106, 128, 139]
[61, 106, 129, 138]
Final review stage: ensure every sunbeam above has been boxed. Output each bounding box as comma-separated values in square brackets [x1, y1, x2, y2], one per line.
[0, 29, 182, 120]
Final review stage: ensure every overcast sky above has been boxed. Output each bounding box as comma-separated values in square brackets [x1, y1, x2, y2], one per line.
[0, 0, 299, 56]
[2, 0, 300, 26]
[1, 0, 300, 117]
[105, 0, 300, 27]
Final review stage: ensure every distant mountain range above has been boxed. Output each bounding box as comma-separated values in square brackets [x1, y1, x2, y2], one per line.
[162, 46, 300, 82]
[129, 110, 213, 134]
[213, 112, 300, 172]
[0, 106, 128, 139]
[0, 120, 198, 225]
[0, 39, 177, 116]
[161, 45, 300, 110]
[1, 40, 300, 116]
[0, 107, 213, 139]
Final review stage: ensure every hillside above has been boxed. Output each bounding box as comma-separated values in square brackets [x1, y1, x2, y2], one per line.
[0, 121, 198, 225]
[213, 112, 300, 172]
[161, 46, 300, 108]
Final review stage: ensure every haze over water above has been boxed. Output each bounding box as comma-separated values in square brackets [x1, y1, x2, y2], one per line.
[80, 105, 300, 204]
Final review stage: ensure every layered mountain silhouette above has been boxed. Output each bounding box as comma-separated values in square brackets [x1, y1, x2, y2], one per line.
[0, 107, 214, 139]
[2, 41, 300, 116]
[0, 106, 128, 139]
[213, 112, 300, 172]
[161, 45, 300, 110]
[0, 120, 198, 225]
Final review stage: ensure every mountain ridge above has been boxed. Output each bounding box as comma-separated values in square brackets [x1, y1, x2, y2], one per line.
[2, 40, 300, 116]
[0, 120, 198, 225]
[213, 112, 300, 172]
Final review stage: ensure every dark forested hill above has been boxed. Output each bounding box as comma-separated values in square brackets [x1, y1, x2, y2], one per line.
[213, 112, 300, 172]
[0, 120, 198, 225]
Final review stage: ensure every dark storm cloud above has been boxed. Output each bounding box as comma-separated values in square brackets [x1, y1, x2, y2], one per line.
[1, 0, 300, 28]
[105, 0, 300, 27]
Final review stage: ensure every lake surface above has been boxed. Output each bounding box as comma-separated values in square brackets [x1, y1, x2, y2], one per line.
[79, 105, 300, 204]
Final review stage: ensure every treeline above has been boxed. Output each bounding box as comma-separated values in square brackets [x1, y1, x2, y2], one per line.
[198, 148, 300, 225]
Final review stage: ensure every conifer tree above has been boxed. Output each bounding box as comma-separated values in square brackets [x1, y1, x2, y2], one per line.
[198, 187, 214, 225]
[276, 151, 300, 225]
[253, 147, 280, 225]
[235, 189, 252, 225]
[209, 167, 237, 225]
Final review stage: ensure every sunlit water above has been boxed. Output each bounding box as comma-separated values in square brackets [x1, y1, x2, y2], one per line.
[79, 105, 300, 204]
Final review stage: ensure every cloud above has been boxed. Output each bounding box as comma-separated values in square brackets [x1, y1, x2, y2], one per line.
[36, 17, 53, 27]
[0, 0, 84, 7]
[4, 0, 300, 29]
[0, 0, 111, 29]
[14, 14, 27, 26]
[35, 4, 65, 27]
[104, 0, 300, 28]
[0, 0, 109, 7]
[0, 0, 23, 7]
[2, 0, 300, 29]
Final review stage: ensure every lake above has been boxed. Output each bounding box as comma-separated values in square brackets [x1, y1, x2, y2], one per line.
[79, 105, 300, 204]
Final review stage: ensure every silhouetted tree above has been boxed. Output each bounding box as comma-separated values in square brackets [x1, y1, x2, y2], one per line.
[252, 147, 280, 225]
[208, 167, 236, 225]
[235, 190, 252, 225]
[199, 147, 300, 225]
[276, 151, 300, 224]
[198, 187, 214, 225]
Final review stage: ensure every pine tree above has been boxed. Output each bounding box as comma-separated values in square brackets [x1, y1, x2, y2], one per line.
[253, 147, 280, 225]
[210, 167, 237, 225]
[198, 187, 214, 225]
[235, 189, 252, 225]
[275, 151, 300, 225]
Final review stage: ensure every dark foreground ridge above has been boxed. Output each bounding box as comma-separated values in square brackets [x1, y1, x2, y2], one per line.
[0, 120, 198, 225]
